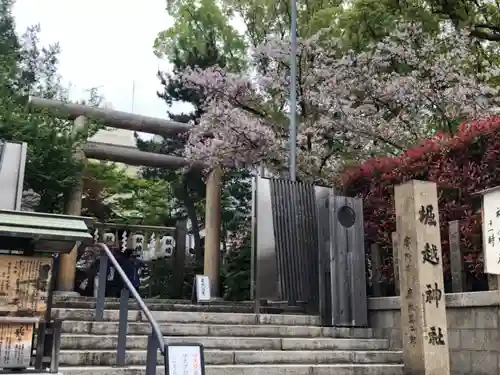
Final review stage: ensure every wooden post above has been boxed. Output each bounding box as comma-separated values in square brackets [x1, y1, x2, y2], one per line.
[448, 220, 464, 292]
[56, 115, 87, 295]
[391, 232, 400, 296]
[204, 167, 222, 297]
[395, 180, 450, 375]
[370, 243, 382, 297]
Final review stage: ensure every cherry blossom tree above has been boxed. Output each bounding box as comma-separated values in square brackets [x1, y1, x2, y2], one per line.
[180, 21, 500, 183]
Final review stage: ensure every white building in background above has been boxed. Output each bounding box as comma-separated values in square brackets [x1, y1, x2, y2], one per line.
[88, 102, 140, 177]
[89, 127, 140, 177]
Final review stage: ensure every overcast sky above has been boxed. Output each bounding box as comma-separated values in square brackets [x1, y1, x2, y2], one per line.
[13, 0, 193, 119]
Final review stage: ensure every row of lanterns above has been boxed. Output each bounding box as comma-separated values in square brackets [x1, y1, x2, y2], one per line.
[93, 229, 177, 261]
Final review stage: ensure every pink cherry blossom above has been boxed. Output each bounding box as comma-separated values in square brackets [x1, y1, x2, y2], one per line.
[180, 22, 500, 183]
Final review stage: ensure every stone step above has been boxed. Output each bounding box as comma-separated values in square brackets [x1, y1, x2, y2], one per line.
[53, 298, 305, 314]
[57, 364, 404, 375]
[59, 349, 402, 366]
[53, 309, 320, 325]
[61, 321, 373, 338]
[54, 297, 304, 307]
[60, 335, 387, 351]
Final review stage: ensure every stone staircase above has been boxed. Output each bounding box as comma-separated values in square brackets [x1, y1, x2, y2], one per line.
[51, 298, 403, 375]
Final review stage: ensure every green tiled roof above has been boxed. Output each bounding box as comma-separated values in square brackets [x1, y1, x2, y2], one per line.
[0, 209, 93, 242]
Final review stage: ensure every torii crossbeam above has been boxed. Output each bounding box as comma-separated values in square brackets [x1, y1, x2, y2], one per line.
[28, 96, 222, 297]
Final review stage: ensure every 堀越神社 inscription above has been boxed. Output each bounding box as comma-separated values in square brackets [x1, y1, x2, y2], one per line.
[395, 180, 450, 375]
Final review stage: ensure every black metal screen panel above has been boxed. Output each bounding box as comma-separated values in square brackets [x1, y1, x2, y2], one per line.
[269, 179, 319, 307]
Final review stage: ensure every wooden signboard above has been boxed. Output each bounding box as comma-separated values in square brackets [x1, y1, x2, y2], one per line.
[0, 322, 34, 368]
[0, 255, 52, 316]
[481, 187, 500, 275]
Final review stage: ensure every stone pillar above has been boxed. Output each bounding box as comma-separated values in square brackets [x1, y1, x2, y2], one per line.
[394, 180, 450, 375]
[448, 220, 464, 292]
[204, 167, 222, 297]
[391, 232, 400, 296]
[56, 115, 87, 295]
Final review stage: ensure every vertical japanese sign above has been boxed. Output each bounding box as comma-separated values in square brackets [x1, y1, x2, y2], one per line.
[0, 255, 52, 316]
[395, 180, 450, 375]
[0, 323, 33, 369]
[481, 187, 500, 275]
[195, 275, 211, 302]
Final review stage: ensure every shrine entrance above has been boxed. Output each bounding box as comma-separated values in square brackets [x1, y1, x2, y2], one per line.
[76, 221, 187, 299]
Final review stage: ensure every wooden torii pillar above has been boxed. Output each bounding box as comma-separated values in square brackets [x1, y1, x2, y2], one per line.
[28, 97, 222, 297]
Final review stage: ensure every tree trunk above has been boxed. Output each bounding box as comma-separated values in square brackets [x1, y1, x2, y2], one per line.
[179, 178, 203, 262]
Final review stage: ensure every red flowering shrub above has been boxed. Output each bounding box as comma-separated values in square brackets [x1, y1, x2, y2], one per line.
[341, 117, 500, 290]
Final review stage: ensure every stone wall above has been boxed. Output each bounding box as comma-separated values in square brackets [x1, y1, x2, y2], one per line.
[368, 291, 500, 375]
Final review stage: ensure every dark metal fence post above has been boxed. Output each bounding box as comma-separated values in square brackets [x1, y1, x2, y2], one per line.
[34, 321, 46, 370]
[145, 333, 159, 375]
[116, 288, 129, 366]
[95, 252, 108, 321]
[50, 319, 62, 373]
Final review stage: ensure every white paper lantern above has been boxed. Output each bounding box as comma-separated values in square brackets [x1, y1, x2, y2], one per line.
[157, 235, 176, 259]
[131, 233, 145, 259]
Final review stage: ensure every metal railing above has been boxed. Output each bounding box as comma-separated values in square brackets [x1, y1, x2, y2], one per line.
[94, 243, 165, 374]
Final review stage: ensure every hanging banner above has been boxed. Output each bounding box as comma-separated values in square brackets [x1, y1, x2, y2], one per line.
[0, 322, 33, 369]
[0, 255, 52, 316]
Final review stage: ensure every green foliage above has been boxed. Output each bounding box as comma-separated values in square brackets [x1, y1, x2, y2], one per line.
[155, 0, 247, 71]
[220, 168, 252, 242]
[83, 161, 174, 225]
[0, 0, 105, 213]
[219, 0, 500, 54]
[221, 235, 251, 300]
[146, 257, 203, 299]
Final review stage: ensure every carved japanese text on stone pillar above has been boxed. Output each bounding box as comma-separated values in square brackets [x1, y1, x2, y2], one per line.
[395, 180, 450, 375]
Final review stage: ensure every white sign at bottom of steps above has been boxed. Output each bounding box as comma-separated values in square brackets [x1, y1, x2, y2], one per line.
[165, 343, 205, 375]
[195, 275, 211, 302]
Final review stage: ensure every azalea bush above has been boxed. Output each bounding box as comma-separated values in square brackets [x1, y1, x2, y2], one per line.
[342, 117, 500, 293]
[179, 21, 500, 183]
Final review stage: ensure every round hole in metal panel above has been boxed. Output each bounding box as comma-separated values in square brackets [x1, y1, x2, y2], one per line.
[337, 205, 356, 228]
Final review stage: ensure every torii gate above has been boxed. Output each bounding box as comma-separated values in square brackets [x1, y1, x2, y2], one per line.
[28, 96, 222, 297]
